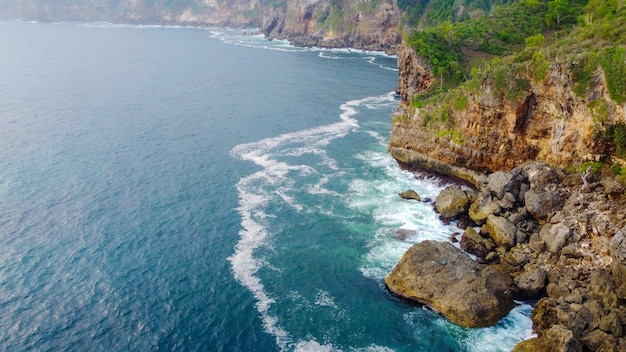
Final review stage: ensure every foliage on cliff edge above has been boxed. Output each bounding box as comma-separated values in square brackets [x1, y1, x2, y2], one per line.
[399, 0, 626, 169]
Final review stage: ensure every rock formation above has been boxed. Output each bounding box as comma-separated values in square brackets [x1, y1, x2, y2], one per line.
[384, 240, 515, 328]
[411, 161, 626, 350]
[389, 44, 626, 174]
[260, 0, 402, 53]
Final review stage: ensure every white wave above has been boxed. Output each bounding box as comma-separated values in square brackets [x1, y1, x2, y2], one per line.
[77, 21, 214, 31]
[294, 340, 336, 352]
[206, 28, 398, 73]
[314, 290, 338, 308]
[318, 52, 342, 60]
[276, 188, 304, 212]
[458, 303, 535, 352]
[307, 175, 341, 196]
[231, 92, 397, 350]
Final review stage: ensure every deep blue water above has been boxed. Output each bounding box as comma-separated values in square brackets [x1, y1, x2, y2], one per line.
[0, 21, 532, 351]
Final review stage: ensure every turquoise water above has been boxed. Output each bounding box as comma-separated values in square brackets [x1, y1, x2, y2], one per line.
[0, 21, 532, 351]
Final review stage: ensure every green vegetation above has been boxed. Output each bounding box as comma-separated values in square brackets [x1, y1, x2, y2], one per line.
[401, 0, 626, 164]
[530, 50, 550, 81]
[600, 48, 626, 104]
[437, 129, 466, 145]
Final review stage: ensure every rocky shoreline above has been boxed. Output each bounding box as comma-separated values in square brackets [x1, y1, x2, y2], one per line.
[386, 156, 626, 351]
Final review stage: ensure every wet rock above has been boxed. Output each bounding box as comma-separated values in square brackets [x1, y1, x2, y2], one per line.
[398, 189, 421, 201]
[384, 240, 515, 328]
[435, 185, 471, 219]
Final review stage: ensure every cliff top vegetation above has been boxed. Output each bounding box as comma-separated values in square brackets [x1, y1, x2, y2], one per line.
[401, 0, 626, 176]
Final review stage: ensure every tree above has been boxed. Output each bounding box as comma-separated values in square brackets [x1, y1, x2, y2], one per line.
[547, 0, 572, 27]
[441, 20, 455, 47]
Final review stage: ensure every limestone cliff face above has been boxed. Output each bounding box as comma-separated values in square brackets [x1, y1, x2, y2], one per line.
[389, 45, 626, 175]
[260, 0, 402, 53]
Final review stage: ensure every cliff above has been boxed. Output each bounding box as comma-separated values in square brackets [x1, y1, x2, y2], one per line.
[387, 5, 626, 350]
[260, 0, 401, 52]
[389, 45, 626, 176]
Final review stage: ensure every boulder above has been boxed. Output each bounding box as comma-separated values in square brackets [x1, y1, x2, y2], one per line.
[513, 325, 582, 352]
[525, 189, 567, 221]
[514, 267, 547, 298]
[486, 214, 517, 248]
[487, 171, 523, 198]
[468, 193, 501, 224]
[435, 185, 471, 219]
[384, 240, 515, 328]
[539, 223, 571, 253]
[610, 226, 626, 298]
[398, 189, 421, 201]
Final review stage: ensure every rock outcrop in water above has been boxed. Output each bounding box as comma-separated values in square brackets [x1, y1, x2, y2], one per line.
[385, 240, 515, 328]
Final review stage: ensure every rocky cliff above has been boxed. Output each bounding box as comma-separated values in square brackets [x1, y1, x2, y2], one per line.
[260, 0, 401, 52]
[389, 45, 626, 175]
[388, 41, 626, 350]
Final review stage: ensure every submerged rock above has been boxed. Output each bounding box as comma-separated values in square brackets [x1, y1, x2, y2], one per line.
[384, 240, 515, 328]
[392, 228, 416, 241]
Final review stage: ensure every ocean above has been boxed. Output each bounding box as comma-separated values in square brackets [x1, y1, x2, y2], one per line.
[0, 21, 533, 351]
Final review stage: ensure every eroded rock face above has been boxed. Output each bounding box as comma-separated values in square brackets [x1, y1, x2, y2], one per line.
[384, 240, 515, 328]
[261, 0, 402, 52]
[389, 56, 626, 173]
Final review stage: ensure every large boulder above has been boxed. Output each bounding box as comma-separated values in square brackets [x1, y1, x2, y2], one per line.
[525, 189, 567, 221]
[513, 325, 582, 352]
[384, 240, 515, 328]
[435, 185, 471, 219]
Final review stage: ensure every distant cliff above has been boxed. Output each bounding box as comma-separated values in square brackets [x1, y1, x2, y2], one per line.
[0, 0, 402, 52]
[260, 0, 401, 52]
